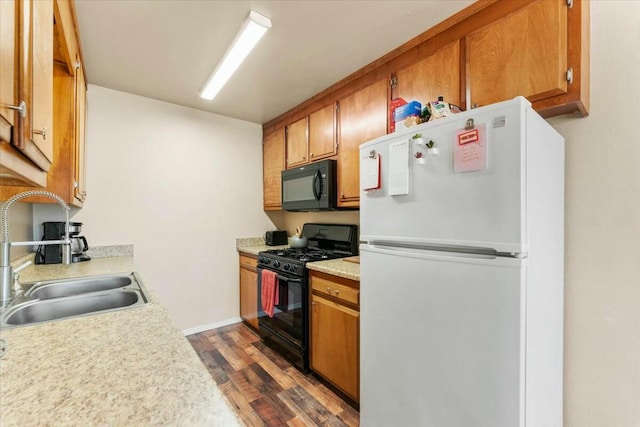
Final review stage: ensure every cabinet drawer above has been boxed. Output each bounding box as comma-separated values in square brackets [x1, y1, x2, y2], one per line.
[311, 274, 359, 307]
[239, 254, 257, 270]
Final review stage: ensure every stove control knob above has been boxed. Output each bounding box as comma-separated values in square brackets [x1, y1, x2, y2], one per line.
[283, 264, 289, 271]
[273, 260, 280, 268]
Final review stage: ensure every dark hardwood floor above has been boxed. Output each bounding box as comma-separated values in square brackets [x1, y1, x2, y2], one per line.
[187, 322, 360, 427]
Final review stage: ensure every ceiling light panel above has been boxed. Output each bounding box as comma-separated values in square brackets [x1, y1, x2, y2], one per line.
[199, 10, 272, 101]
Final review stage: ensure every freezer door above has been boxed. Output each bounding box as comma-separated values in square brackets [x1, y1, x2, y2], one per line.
[360, 98, 530, 254]
[360, 244, 526, 427]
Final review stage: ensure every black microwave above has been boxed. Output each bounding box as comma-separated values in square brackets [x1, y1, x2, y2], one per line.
[281, 159, 337, 211]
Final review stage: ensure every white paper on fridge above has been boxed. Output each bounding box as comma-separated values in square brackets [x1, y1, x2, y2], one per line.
[388, 139, 410, 195]
[361, 153, 381, 191]
[453, 123, 487, 173]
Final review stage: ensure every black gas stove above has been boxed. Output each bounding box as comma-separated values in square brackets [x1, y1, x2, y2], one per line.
[256, 223, 358, 372]
[258, 247, 352, 276]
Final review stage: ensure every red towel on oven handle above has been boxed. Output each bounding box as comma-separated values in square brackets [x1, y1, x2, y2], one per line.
[261, 269, 279, 318]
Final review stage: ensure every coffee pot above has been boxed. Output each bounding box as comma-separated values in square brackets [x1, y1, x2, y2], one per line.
[70, 235, 90, 262]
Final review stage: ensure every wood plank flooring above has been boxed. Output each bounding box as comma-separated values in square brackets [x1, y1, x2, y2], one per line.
[188, 322, 360, 427]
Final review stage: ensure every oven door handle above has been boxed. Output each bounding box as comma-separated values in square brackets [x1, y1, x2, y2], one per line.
[276, 274, 302, 283]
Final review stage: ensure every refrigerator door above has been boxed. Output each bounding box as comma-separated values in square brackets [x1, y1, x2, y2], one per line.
[360, 244, 526, 427]
[360, 97, 531, 254]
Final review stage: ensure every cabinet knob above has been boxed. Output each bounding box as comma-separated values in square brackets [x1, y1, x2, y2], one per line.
[302, 156, 306, 160]
[33, 127, 47, 140]
[310, 153, 314, 157]
[341, 193, 345, 199]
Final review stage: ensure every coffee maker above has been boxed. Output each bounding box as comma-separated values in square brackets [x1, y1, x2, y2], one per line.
[35, 222, 91, 264]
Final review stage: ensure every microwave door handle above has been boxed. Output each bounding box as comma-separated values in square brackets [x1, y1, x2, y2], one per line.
[312, 170, 322, 201]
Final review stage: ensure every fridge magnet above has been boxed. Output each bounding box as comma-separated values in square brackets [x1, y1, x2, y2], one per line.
[425, 139, 438, 156]
[453, 123, 487, 173]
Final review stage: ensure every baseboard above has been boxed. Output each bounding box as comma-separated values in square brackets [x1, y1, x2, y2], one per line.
[182, 317, 242, 336]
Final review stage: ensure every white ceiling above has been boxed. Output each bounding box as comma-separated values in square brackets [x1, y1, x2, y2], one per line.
[74, 0, 474, 125]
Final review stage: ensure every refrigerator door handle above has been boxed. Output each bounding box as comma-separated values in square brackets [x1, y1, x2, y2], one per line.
[361, 243, 526, 268]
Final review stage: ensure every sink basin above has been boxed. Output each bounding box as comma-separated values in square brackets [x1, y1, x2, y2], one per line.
[0, 272, 149, 329]
[27, 276, 132, 299]
[4, 291, 141, 326]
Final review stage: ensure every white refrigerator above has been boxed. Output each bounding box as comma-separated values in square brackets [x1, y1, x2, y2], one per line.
[359, 97, 564, 427]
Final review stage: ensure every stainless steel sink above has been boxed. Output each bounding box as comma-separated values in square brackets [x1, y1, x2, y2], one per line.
[4, 291, 141, 326]
[26, 275, 132, 299]
[0, 272, 149, 329]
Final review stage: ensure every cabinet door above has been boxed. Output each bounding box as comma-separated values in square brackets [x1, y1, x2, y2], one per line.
[308, 103, 336, 161]
[0, 0, 17, 144]
[240, 267, 259, 329]
[337, 78, 388, 208]
[467, 0, 568, 108]
[16, 0, 54, 171]
[285, 116, 308, 169]
[311, 294, 359, 401]
[394, 40, 462, 108]
[0, 0, 47, 188]
[73, 57, 87, 205]
[263, 128, 285, 210]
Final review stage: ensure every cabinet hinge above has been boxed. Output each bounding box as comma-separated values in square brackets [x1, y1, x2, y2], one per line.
[390, 75, 397, 88]
[74, 61, 81, 70]
[566, 0, 573, 8]
[566, 67, 574, 84]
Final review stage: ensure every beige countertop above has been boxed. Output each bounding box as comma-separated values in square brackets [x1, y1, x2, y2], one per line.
[0, 256, 241, 426]
[237, 237, 360, 281]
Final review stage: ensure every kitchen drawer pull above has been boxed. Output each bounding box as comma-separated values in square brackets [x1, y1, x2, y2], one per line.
[325, 287, 340, 296]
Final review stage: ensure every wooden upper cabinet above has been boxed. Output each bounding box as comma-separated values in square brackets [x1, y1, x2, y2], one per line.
[1, 0, 88, 205]
[337, 78, 388, 208]
[285, 116, 308, 169]
[466, 0, 586, 116]
[263, 127, 285, 210]
[285, 104, 336, 170]
[18, 0, 54, 171]
[0, 0, 48, 188]
[308, 103, 337, 161]
[394, 40, 463, 108]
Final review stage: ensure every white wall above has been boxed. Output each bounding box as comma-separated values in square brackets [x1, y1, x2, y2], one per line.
[35, 85, 274, 331]
[547, 2, 640, 426]
[5, 203, 33, 259]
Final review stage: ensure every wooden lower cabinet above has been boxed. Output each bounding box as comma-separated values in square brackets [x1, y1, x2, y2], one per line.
[309, 270, 360, 402]
[239, 253, 259, 329]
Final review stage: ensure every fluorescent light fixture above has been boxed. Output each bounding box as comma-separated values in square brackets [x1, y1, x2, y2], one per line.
[199, 10, 272, 101]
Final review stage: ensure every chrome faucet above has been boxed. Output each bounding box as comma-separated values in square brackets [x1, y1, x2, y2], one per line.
[0, 191, 72, 306]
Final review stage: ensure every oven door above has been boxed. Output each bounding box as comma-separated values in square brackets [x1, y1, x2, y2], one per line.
[257, 267, 308, 351]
